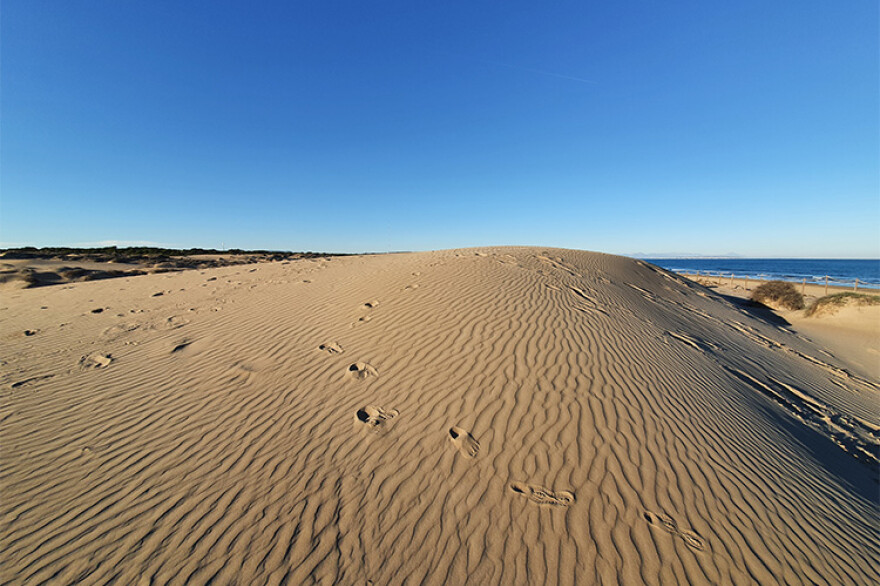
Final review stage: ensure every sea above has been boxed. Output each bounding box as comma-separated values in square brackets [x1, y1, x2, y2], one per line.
[643, 258, 880, 290]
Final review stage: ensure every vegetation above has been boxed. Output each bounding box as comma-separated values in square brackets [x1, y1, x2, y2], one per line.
[806, 292, 880, 317]
[0, 247, 352, 288]
[0, 246, 340, 262]
[750, 280, 805, 311]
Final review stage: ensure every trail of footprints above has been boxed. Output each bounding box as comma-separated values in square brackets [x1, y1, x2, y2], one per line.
[323, 283, 713, 532]
[663, 319, 880, 468]
[319, 296, 578, 510]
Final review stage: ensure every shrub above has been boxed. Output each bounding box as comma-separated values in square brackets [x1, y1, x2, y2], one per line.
[751, 280, 805, 310]
[806, 292, 880, 317]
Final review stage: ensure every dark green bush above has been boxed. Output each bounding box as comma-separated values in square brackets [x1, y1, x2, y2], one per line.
[751, 280, 805, 310]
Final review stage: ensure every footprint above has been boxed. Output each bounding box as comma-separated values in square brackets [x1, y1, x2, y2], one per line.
[644, 511, 677, 533]
[665, 331, 716, 353]
[171, 340, 192, 354]
[355, 406, 399, 430]
[10, 374, 55, 389]
[163, 316, 190, 329]
[644, 511, 706, 551]
[318, 342, 344, 354]
[509, 482, 574, 507]
[363, 300, 380, 309]
[404, 284, 419, 290]
[679, 531, 707, 551]
[449, 426, 480, 458]
[79, 353, 113, 369]
[347, 362, 378, 380]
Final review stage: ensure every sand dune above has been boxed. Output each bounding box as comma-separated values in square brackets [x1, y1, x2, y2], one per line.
[1, 247, 877, 585]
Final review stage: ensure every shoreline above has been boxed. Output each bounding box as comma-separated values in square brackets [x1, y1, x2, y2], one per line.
[674, 270, 877, 295]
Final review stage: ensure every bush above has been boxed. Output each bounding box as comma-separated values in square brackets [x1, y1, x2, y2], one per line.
[806, 292, 880, 317]
[751, 280, 805, 310]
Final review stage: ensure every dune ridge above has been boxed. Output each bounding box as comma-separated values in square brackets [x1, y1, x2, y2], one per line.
[1, 247, 877, 585]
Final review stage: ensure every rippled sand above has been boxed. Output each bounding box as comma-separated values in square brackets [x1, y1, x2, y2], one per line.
[1, 247, 877, 585]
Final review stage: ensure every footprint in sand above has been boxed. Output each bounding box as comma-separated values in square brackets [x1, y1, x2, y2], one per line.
[163, 316, 190, 329]
[448, 427, 480, 458]
[171, 340, 192, 354]
[643, 511, 706, 551]
[79, 353, 113, 369]
[347, 362, 378, 380]
[10, 374, 55, 389]
[318, 342, 344, 354]
[510, 482, 574, 507]
[363, 300, 380, 309]
[356, 406, 399, 430]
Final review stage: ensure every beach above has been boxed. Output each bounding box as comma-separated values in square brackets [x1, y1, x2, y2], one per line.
[1, 247, 878, 585]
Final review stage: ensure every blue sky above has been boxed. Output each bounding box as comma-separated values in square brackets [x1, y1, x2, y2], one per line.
[2, 1, 878, 256]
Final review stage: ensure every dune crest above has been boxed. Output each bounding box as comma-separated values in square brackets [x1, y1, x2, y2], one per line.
[1, 247, 877, 585]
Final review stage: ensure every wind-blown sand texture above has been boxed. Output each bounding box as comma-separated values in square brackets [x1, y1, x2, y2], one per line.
[1, 247, 878, 585]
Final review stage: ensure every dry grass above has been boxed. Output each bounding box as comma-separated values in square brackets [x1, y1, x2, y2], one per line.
[806, 292, 880, 317]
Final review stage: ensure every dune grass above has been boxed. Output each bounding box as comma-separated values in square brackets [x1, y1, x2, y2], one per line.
[806, 292, 880, 317]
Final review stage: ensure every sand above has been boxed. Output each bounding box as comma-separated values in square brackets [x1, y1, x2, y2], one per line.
[1, 247, 877, 585]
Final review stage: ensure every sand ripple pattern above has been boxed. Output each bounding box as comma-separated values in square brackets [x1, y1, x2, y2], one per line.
[1, 248, 878, 585]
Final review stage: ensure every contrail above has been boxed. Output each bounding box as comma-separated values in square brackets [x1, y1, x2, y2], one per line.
[479, 57, 598, 85]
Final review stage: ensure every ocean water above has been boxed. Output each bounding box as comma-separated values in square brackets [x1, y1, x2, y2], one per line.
[644, 258, 880, 290]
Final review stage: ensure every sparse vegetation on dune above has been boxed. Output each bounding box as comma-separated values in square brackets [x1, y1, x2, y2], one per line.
[806, 292, 880, 317]
[0, 247, 348, 289]
[0, 246, 340, 263]
[750, 280, 805, 311]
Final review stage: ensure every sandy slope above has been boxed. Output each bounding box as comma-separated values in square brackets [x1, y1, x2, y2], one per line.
[788, 306, 880, 381]
[1, 247, 877, 585]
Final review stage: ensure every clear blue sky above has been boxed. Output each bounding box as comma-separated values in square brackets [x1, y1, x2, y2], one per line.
[2, 1, 878, 256]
